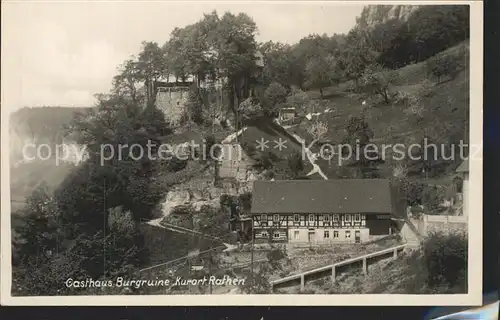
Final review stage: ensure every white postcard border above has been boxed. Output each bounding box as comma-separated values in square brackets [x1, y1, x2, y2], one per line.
[1, 0, 483, 306]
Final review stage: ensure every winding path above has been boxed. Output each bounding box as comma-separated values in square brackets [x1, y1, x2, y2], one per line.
[289, 133, 328, 180]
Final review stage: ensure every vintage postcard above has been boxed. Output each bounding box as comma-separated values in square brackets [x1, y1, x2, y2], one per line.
[1, 0, 483, 306]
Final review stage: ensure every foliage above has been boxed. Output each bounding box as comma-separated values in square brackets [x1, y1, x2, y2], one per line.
[372, 6, 469, 68]
[422, 231, 467, 290]
[238, 192, 253, 212]
[422, 185, 446, 213]
[337, 27, 378, 85]
[263, 82, 288, 114]
[238, 97, 263, 120]
[304, 54, 340, 98]
[184, 87, 204, 125]
[266, 247, 287, 271]
[307, 121, 328, 143]
[195, 205, 230, 240]
[342, 114, 374, 147]
[359, 64, 399, 104]
[259, 41, 299, 88]
[341, 115, 383, 178]
[287, 150, 305, 179]
[286, 87, 310, 111]
[426, 53, 462, 84]
[253, 151, 278, 171]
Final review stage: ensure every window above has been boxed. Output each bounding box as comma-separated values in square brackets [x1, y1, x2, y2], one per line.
[333, 231, 339, 238]
[273, 232, 281, 239]
[345, 214, 351, 222]
[261, 231, 268, 238]
[345, 231, 351, 238]
[273, 214, 279, 222]
[354, 214, 361, 222]
[294, 214, 300, 222]
[324, 215, 330, 222]
[294, 231, 300, 240]
[333, 214, 339, 222]
[309, 214, 315, 222]
[324, 230, 330, 238]
[261, 214, 267, 221]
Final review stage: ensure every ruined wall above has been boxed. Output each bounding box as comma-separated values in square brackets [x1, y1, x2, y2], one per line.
[156, 89, 188, 126]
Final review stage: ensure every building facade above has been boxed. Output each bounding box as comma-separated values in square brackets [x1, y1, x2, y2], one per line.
[250, 179, 404, 244]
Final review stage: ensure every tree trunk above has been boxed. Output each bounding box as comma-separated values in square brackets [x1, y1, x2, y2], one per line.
[319, 87, 324, 99]
[383, 90, 390, 104]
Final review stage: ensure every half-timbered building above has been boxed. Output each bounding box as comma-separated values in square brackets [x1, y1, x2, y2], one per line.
[250, 179, 404, 244]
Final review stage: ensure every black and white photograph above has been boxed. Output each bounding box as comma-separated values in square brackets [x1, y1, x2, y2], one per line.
[1, 0, 483, 305]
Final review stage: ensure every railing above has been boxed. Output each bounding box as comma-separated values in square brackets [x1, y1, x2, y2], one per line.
[270, 244, 407, 290]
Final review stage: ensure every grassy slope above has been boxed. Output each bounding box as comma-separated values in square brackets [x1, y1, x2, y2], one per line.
[288, 41, 469, 181]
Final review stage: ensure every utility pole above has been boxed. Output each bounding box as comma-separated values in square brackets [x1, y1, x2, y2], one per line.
[208, 250, 213, 294]
[250, 226, 255, 287]
[188, 258, 192, 294]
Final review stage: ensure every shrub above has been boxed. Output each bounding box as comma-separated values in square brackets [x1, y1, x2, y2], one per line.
[286, 87, 310, 110]
[422, 185, 446, 213]
[264, 82, 288, 112]
[422, 231, 467, 290]
[165, 157, 188, 172]
[238, 97, 263, 120]
[426, 54, 462, 84]
[359, 64, 399, 104]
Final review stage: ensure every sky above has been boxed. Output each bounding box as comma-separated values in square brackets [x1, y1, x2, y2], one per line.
[1, 1, 363, 112]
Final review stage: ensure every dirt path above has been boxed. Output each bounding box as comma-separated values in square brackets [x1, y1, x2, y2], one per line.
[145, 218, 237, 252]
[289, 133, 328, 180]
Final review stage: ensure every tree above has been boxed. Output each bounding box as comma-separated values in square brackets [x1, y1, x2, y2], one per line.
[423, 231, 467, 290]
[112, 59, 143, 105]
[238, 97, 263, 121]
[338, 27, 378, 86]
[136, 41, 167, 106]
[426, 53, 462, 84]
[341, 115, 383, 178]
[304, 55, 337, 98]
[263, 82, 288, 114]
[259, 41, 298, 88]
[307, 121, 328, 144]
[359, 64, 399, 104]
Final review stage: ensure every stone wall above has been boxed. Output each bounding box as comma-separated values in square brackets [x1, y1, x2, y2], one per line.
[416, 214, 468, 236]
[156, 89, 188, 126]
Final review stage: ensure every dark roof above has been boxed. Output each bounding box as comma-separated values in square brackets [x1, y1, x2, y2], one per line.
[251, 179, 394, 214]
[456, 159, 469, 173]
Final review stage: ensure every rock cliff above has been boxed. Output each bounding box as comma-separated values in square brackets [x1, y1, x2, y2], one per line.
[358, 5, 421, 29]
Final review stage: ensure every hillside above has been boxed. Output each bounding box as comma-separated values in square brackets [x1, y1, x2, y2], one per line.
[287, 40, 469, 182]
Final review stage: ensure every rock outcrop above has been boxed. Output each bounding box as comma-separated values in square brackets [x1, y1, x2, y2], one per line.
[158, 169, 259, 217]
[358, 5, 421, 29]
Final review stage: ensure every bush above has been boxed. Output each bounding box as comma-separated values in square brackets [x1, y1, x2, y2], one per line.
[286, 87, 310, 110]
[165, 157, 188, 172]
[359, 64, 399, 104]
[422, 231, 467, 290]
[422, 185, 446, 213]
[426, 54, 462, 84]
[264, 82, 288, 113]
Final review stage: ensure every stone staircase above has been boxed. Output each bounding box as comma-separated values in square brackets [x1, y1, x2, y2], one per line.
[400, 219, 423, 248]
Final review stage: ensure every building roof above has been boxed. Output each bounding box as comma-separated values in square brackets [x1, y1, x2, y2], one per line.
[456, 159, 469, 173]
[251, 179, 394, 214]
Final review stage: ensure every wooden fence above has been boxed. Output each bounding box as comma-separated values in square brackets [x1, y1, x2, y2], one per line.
[270, 244, 407, 290]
